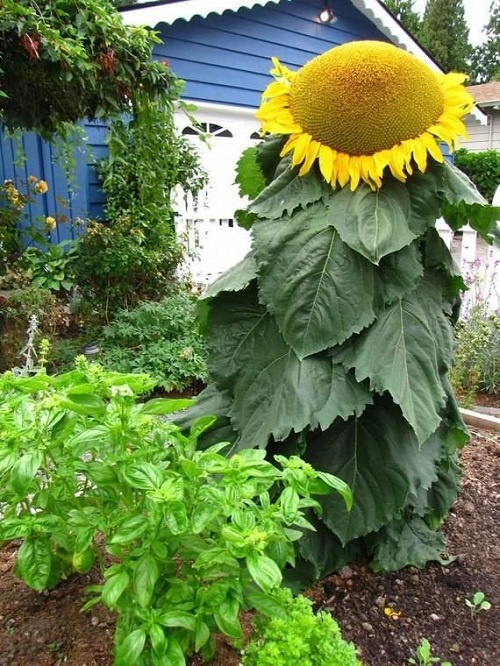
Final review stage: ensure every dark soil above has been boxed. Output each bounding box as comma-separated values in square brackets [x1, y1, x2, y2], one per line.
[1, 427, 499, 666]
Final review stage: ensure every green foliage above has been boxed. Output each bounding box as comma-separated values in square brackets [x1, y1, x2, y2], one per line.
[241, 588, 361, 666]
[0, 361, 351, 665]
[0, 0, 178, 137]
[99, 294, 208, 392]
[453, 150, 500, 203]
[465, 591, 492, 616]
[74, 96, 206, 316]
[450, 299, 500, 404]
[408, 638, 452, 666]
[384, 0, 422, 37]
[419, 0, 471, 73]
[20, 240, 78, 292]
[193, 135, 495, 576]
[469, 1, 500, 84]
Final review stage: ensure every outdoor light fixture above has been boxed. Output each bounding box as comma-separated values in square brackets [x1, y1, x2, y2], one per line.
[81, 342, 100, 361]
[319, 1, 337, 23]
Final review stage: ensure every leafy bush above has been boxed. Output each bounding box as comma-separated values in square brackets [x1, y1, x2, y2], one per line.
[242, 588, 361, 666]
[450, 305, 500, 403]
[20, 239, 78, 292]
[454, 149, 500, 202]
[74, 96, 206, 317]
[99, 294, 207, 391]
[0, 360, 351, 665]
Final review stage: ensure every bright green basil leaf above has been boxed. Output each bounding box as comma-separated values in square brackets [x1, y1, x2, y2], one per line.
[253, 203, 378, 357]
[139, 398, 192, 415]
[243, 588, 288, 618]
[134, 554, 159, 608]
[194, 617, 211, 652]
[58, 394, 106, 417]
[110, 516, 149, 545]
[14, 537, 52, 591]
[280, 486, 300, 523]
[159, 610, 196, 631]
[10, 450, 43, 495]
[191, 504, 221, 534]
[115, 628, 146, 666]
[122, 463, 163, 491]
[246, 553, 282, 593]
[165, 637, 186, 666]
[164, 500, 188, 534]
[148, 624, 167, 657]
[312, 471, 353, 510]
[101, 571, 130, 607]
[214, 596, 242, 639]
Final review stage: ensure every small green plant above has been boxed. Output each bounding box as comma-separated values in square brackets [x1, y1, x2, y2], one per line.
[99, 293, 207, 391]
[465, 591, 491, 617]
[408, 638, 452, 666]
[47, 640, 66, 660]
[242, 588, 361, 666]
[20, 240, 78, 292]
[0, 360, 351, 665]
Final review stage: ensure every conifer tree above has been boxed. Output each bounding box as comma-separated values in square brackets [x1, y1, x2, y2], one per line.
[384, 0, 422, 37]
[420, 0, 472, 72]
[470, 1, 500, 83]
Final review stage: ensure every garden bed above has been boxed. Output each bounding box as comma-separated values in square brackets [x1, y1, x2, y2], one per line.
[0, 426, 498, 666]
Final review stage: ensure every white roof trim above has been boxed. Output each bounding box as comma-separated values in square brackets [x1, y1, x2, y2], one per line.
[121, 0, 487, 125]
[121, 0, 282, 26]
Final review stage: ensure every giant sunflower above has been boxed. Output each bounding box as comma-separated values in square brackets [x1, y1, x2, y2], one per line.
[256, 41, 474, 191]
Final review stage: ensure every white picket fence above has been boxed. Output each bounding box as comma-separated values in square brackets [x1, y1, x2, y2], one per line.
[175, 186, 500, 316]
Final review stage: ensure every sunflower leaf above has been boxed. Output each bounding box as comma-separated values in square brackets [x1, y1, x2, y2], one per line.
[253, 202, 378, 358]
[205, 285, 371, 449]
[234, 147, 266, 200]
[341, 271, 451, 444]
[248, 163, 326, 220]
[440, 160, 500, 243]
[305, 397, 442, 545]
[202, 252, 257, 301]
[371, 515, 453, 572]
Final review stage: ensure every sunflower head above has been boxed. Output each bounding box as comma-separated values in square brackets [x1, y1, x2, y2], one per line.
[256, 41, 474, 191]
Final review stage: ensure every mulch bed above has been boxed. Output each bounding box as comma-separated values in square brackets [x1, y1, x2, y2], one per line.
[0, 426, 498, 666]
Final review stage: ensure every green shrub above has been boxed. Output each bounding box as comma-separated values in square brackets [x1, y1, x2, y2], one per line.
[242, 588, 362, 666]
[453, 149, 500, 202]
[99, 293, 207, 391]
[0, 360, 351, 665]
[450, 305, 500, 404]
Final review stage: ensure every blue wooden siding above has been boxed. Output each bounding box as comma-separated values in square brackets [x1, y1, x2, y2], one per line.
[0, 129, 89, 247]
[153, 0, 387, 108]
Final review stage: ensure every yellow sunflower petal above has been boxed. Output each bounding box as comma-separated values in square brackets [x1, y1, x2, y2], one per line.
[318, 144, 335, 183]
[290, 132, 313, 167]
[299, 140, 320, 176]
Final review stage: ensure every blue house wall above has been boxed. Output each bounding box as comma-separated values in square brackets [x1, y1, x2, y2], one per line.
[1, 0, 424, 238]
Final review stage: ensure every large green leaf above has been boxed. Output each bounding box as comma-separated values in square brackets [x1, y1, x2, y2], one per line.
[376, 242, 424, 306]
[305, 398, 442, 545]
[234, 146, 266, 200]
[409, 452, 461, 528]
[440, 160, 500, 242]
[207, 287, 370, 448]
[326, 171, 442, 264]
[423, 227, 466, 297]
[248, 162, 326, 220]
[202, 252, 257, 301]
[327, 181, 414, 264]
[255, 135, 287, 183]
[341, 272, 451, 444]
[370, 515, 453, 572]
[253, 203, 378, 358]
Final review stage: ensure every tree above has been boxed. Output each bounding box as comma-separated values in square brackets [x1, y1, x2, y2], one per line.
[384, 0, 422, 38]
[420, 0, 472, 72]
[0, 0, 175, 137]
[469, 1, 500, 83]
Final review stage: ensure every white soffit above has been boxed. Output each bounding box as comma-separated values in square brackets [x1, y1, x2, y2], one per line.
[121, 0, 282, 26]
